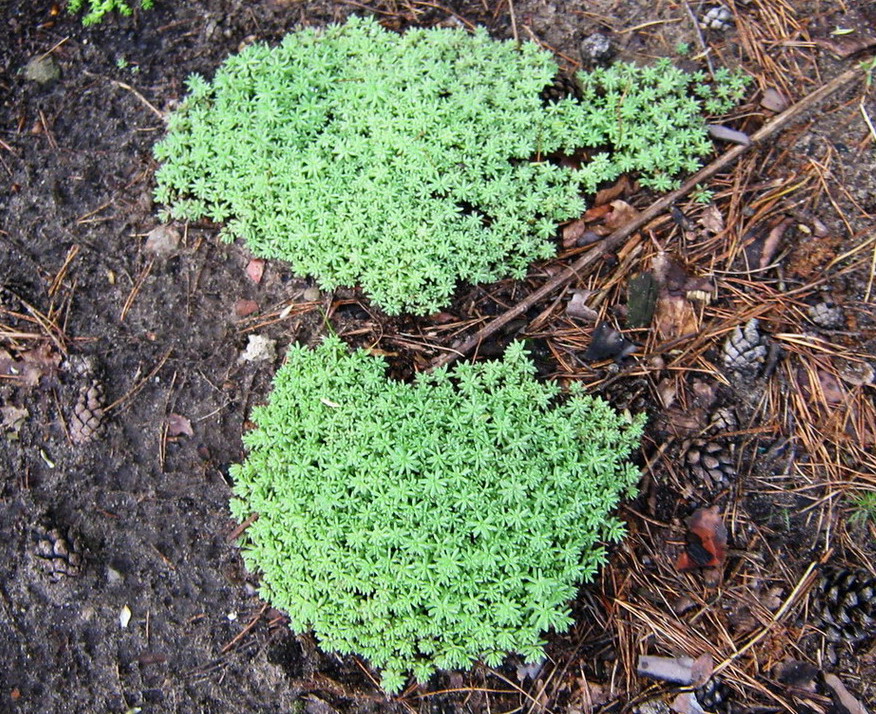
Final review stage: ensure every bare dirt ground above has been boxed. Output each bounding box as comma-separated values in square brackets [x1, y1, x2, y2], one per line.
[1, 1, 874, 713]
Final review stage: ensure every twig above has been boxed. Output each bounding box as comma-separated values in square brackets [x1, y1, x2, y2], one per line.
[104, 348, 173, 412]
[220, 603, 268, 654]
[431, 64, 865, 370]
[682, 0, 716, 77]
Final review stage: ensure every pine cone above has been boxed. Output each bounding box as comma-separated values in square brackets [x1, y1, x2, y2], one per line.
[683, 438, 736, 488]
[70, 379, 105, 444]
[722, 318, 767, 374]
[811, 567, 876, 644]
[695, 676, 733, 713]
[700, 5, 734, 32]
[807, 302, 844, 329]
[33, 526, 82, 580]
[540, 71, 582, 104]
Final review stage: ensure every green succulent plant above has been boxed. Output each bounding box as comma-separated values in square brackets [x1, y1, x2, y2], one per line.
[154, 16, 748, 315]
[230, 336, 644, 691]
[68, 0, 154, 25]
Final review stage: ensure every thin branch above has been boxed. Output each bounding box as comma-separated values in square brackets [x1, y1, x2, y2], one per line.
[431, 64, 865, 370]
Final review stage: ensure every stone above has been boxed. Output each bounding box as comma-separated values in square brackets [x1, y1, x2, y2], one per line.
[23, 55, 60, 85]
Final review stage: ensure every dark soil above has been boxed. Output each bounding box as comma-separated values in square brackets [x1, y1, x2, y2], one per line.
[1, 1, 874, 713]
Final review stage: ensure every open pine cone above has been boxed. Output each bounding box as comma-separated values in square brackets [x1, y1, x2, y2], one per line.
[33, 526, 83, 581]
[811, 567, 876, 644]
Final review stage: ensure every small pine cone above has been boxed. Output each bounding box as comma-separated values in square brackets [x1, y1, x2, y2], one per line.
[695, 676, 733, 713]
[722, 318, 767, 374]
[811, 567, 876, 644]
[807, 302, 844, 329]
[65, 354, 98, 379]
[683, 438, 736, 488]
[540, 71, 582, 104]
[700, 5, 734, 32]
[707, 406, 738, 434]
[70, 379, 105, 445]
[33, 526, 83, 580]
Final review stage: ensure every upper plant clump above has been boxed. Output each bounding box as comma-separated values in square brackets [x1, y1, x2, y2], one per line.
[68, 0, 154, 25]
[229, 336, 644, 691]
[154, 16, 747, 314]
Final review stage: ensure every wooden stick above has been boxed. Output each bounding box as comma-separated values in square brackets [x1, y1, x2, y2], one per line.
[431, 64, 864, 370]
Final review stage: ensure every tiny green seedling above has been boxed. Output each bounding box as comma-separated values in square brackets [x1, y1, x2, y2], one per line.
[68, 0, 154, 25]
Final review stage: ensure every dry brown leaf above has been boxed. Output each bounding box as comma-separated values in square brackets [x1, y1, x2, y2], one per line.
[1, 404, 28, 433]
[823, 673, 871, 714]
[603, 199, 640, 232]
[657, 378, 677, 409]
[761, 87, 789, 112]
[0, 344, 60, 387]
[234, 299, 259, 318]
[654, 294, 699, 341]
[167, 413, 194, 438]
[658, 406, 709, 436]
[567, 290, 598, 322]
[671, 692, 707, 714]
[676, 506, 727, 571]
[759, 217, 793, 270]
[593, 174, 634, 206]
[698, 204, 725, 235]
[813, 34, 876, 59]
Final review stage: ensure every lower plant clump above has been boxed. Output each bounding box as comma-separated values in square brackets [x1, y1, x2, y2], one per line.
[230, 337, 644, 692]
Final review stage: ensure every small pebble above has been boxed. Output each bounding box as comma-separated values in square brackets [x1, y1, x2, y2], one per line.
[302, 287, 321, 302]
[24, 55, 60, 84]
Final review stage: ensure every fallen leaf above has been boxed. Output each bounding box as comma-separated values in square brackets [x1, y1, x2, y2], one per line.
[813, 34, 876, 58]
[0, 344, 60, 387]
[797, 367, 847, 405]
[654, 294, 698, 342]
[676, 506, 727, 571]
[1, 404, 28, 433]
[567, 290, 598, 322]
[562, 219, 601, 248]
[823, 673, 870, 714]
[583, 322, 637, 362]
[698, 204, 725, 235]
[671, 692, 707, 714]
[707, 124, 750, 145]
[167, 413, 194, 438]
[603, 200, 640, 232]
[626, 273, 657, 328]
[637, 654, 709, 686]
[246, 259, 265, 284]
[761, 87, 789, 112]
[774, 660, 818, 691]
[234, 299, 259, 317]
[593, 174, 634, 205]
[759, 217, 794, 270]
[656, 378, 677, 409]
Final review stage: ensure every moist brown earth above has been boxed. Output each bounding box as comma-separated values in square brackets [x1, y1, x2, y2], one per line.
[1, 1, 874, 712]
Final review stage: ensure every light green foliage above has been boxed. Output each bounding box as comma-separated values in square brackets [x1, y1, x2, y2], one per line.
[691, 183, 714, 204]
[849, 491, 876, 526]
[68, 0, 154, 25]
[154, 16, 747, 314]
[230, 337, 644, 691]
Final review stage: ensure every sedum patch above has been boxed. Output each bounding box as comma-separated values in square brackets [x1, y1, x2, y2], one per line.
[229, 337, 644, 691]
[154, 16, 747, 315]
